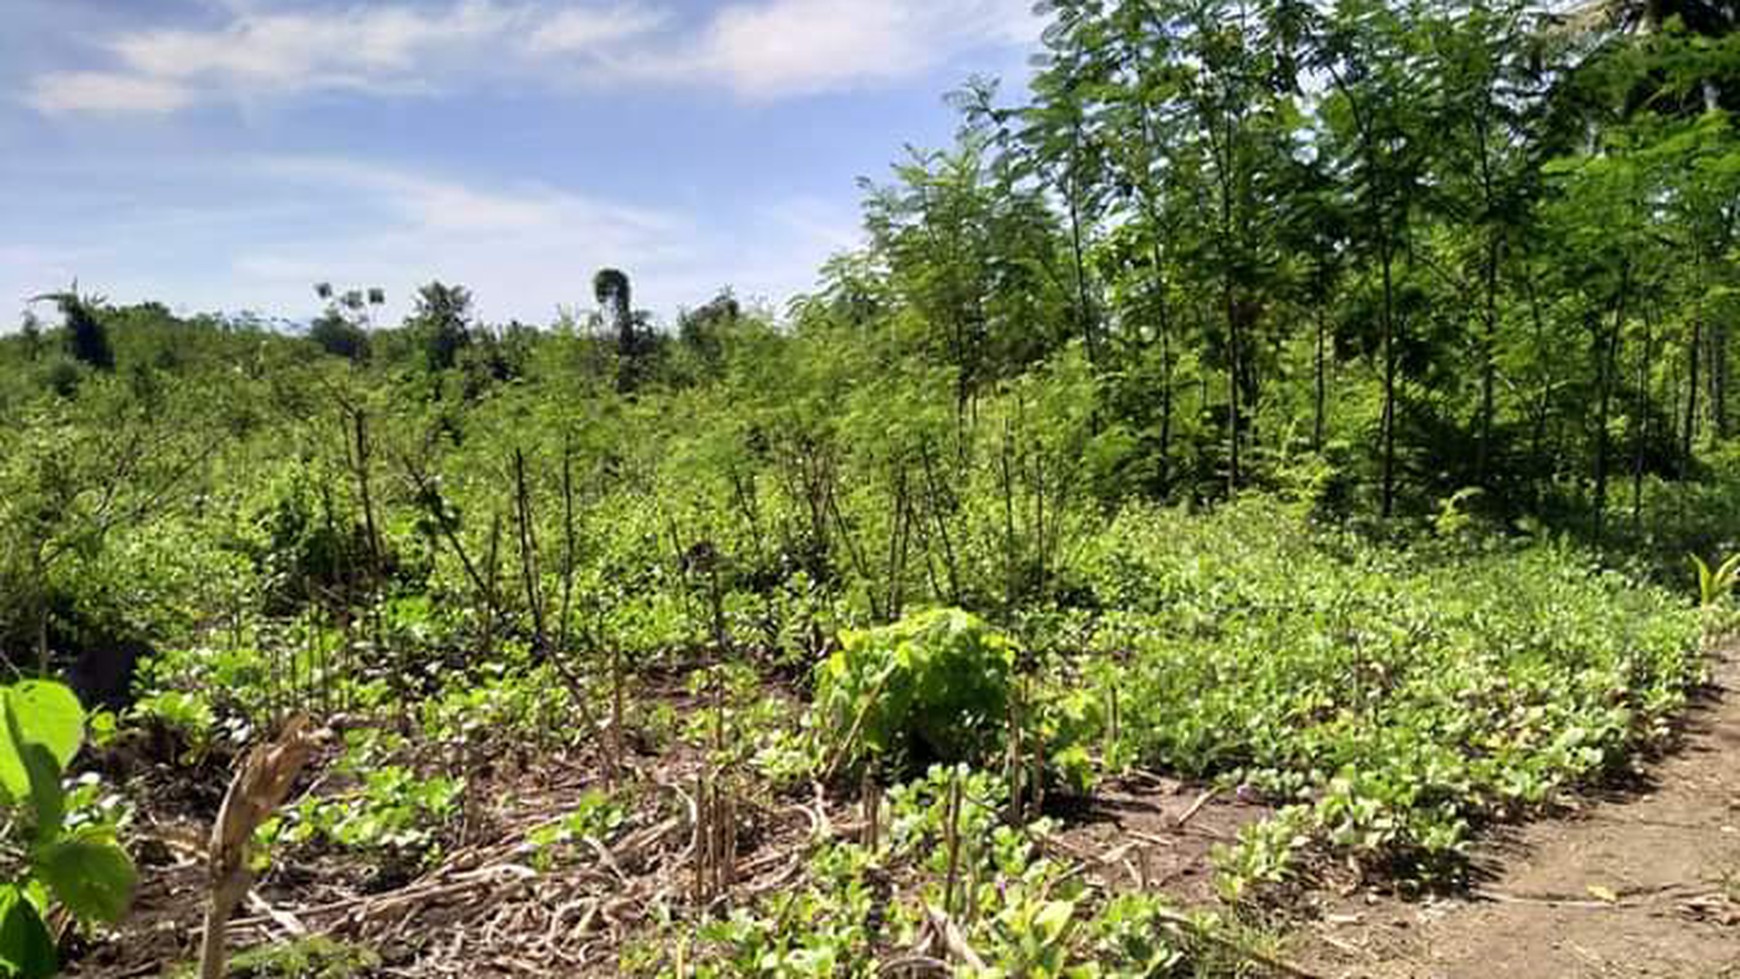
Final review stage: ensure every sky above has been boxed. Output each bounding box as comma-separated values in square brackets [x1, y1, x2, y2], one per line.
[0, 0, 1042, 327]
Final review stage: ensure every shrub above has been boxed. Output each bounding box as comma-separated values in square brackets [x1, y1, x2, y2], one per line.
[812, 608, 1015, 776]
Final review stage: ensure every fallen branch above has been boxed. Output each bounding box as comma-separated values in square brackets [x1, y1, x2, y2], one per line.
[923, 904, 987, 971]
[1176, 787, 1219, 828]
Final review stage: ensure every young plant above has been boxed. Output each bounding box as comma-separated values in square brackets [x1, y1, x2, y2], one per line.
[0, 681, 136, 979]
[1691, 552, 1740, 608]
[813, 609, 1016, 779]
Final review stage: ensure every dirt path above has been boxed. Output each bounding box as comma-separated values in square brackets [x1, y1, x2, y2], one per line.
[1296, 646, 1740, 978]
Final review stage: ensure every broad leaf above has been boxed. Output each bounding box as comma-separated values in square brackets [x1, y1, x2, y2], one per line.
[32, 829, 136, 925]
[1034, 899, 1077, 944]
[0, 885, 56, 979]
[18, 736, 64, 841]
[9, 683, 83, 770]
[0, 682, 83, 804]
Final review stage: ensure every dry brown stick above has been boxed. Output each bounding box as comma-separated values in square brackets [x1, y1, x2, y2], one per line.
[818, 665, 895, 785]
[511, 447, 548, 655]
[809, 781, 835, 839]
[878, 954, 951, 977]
[1032, 718, 1046, 815]
[556, 435, 579, 656]
[245, 890, 307, 938]
[1474, 889, 1626, 909]
[941, 775, 962, 917]
[1177, 787, 1220, 828]
[923, 904, 986, 970]
[200, 716, 321, 979]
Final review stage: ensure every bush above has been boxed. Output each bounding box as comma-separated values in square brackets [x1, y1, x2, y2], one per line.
[812, 608, 1016, 776]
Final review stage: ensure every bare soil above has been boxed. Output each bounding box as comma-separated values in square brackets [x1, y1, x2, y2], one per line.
[1295, 645, 1740, 978]
[1050, 774, 1270, 905]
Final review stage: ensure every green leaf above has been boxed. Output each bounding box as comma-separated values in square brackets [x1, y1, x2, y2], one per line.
[1034, 900, 1077, 944]
[0, 885, 57, 979]
[0, 682, 84, 805]
[0, 703, 28, 809]
[18, 737, 64, 842]
[8, 683, 84, 770]
[32, 829, 136, 925]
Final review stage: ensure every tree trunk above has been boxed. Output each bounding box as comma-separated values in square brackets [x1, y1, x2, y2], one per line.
[1593, 265, 1629, 544]
[1712, 320, 1729, 440]
[1160, 310, 1174, 481]
[1476, 233, 1501, 486]
[1150, 235, 1174, 485]
[1224, 273, 1242, 494]
[1314, 299, 1328, 451]
[1632, 308, 1654, 530]
[1684, 299, 1702, 473]
[1379, 231, 1398, 519]
[1067, 145, 1096, 367]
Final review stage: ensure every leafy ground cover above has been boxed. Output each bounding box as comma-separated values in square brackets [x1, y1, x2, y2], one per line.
[14, 495, 1708, 978]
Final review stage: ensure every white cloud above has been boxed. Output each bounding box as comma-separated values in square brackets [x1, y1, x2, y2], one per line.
[258, 157, 680, 236]
[525, 4, 669, 55]
[25, 71, 194, 114]
[0, 154, 854, 324]
[223, 158, 697, 315]
[25, 0, 1038, 114]
[108, 0, 519, 96]
[696, 0, 1035, 97]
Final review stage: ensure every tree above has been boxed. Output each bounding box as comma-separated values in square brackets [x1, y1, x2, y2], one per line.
[678, 290, 743, 373]
[594, 268, 652, 393]
[1316, 0, 1433, 516]
[859, 133, 1071, 429]
[1177, 0, 1299, 492]
[307, 282, 377, 362]
[33, 287, 114, 372]
[408, 281, 473, 373]
[1423, 0, 1547, 487]
[19, 311, 43, 362]
[308, 311, 372, 363]
[1017, 25, 1112, 367]
[1040, 0, 1194, 479]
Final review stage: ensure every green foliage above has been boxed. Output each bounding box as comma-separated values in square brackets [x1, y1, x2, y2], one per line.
[270, 764, 461, 857]
[0, 886, 57, 979]
[813, 609, 1017, 775]
[651, 760, 1256, 977]
[0, 683, 82, 801]
[526, 790, 628, 871]
[39, 292, 114, 373]
[1075, 501, 1701, 888]
[172, 936, 381, 979]
[8, 7, 1740, 969]
[0, 681, 135, 977]
[307, 312, 371, 364]
[31, 831, 135, 924]
[1691, 551, 1740, 607]
[407, 281, 472, 373]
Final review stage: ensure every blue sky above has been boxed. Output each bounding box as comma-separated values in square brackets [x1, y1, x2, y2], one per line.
[1, 0, 1040, 326]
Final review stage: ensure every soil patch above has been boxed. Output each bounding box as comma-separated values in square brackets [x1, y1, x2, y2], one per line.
[1293, 646, 1740, 978]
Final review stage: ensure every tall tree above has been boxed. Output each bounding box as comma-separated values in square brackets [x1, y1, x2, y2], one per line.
[407, 281, 473, 373]
[1424, 0, 1546, 486]
[33, 287, 114, 372]
[1317, 0, 1432, 516]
